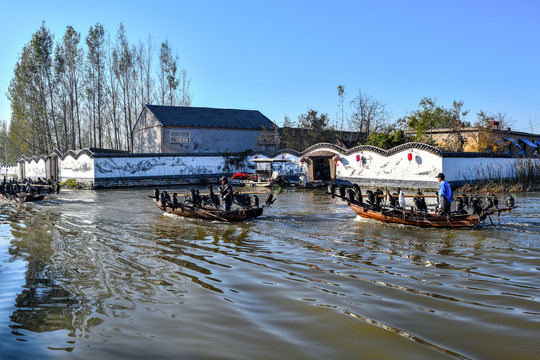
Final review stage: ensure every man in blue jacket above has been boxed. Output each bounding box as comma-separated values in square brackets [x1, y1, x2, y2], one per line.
[437, 172, 453, 215]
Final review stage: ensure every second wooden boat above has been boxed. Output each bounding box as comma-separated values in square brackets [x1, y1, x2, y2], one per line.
[349, 202, 484, 228]
[153, 198, 263, 222]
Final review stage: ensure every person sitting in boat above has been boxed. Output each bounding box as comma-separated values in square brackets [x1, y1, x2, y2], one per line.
[436, 173, 453, 216]
[219, 176, 233, 212]
[160, 192, 168, 208]
[172, 193, 178, 210]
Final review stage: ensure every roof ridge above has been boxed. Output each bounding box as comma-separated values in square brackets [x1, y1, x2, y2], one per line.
[146, 104, 261, 113]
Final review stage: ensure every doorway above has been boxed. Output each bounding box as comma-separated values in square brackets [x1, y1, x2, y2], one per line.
[48, 156, 59, 181]
[307, 156, 335, 182]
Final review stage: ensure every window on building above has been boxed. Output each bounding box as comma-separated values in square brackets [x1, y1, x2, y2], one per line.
[170, 131, 190, 143]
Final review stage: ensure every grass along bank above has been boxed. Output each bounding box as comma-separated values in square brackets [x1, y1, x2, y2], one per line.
[456, 158, 540, 193]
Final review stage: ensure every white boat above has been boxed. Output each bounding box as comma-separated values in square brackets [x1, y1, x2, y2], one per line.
[236, 158, 293, 187]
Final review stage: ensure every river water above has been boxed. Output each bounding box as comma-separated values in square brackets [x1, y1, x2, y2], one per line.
[0, 188, 538, 360]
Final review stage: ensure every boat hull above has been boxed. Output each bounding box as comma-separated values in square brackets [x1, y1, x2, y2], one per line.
[349, 202, 482, 228]
[153, 199, 263, 222]
[0, 194, 46, 203]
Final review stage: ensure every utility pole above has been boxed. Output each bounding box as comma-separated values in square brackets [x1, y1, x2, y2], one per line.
[3, 139, 7, 179]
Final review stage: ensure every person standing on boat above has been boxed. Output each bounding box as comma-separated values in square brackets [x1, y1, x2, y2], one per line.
[436, 173, 453, 215]
[219, 176, 233, 212]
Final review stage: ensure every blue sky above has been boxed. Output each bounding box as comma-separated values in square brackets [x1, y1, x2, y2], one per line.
[1, 0, 539, 132]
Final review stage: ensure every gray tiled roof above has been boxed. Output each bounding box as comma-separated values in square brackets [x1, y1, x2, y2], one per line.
[146, 105, 275, 129]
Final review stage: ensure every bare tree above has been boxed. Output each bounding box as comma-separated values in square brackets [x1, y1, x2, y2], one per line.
[158, 40, 179, 106]
[349, 89, 390, 142]
[471, 111, 512, 152]
[136, 34, 155, 109]
[113, 23, 136, 151]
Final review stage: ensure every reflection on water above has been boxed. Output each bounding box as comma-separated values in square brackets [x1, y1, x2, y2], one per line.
[0, 188, 539, 360]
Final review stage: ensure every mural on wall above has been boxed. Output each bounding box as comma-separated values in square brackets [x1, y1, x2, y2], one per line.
[95, 158, 168, 175]
[94, 155, 239, 179]
[60, 153, 95, 180]
[62, 161, 93, 173]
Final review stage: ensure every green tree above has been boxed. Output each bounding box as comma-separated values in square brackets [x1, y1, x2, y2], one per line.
[7, 22, 192, 155]
[366, 128, 407, 149]
[0, 120, 17, 164]
[297, 109, 336, 148]
[7, 22, 56, 156]
[56, 25, 84, 150]
[85, 23, 106, 148]
[401, 97, 453, 144]
[279, 115, 296, 149]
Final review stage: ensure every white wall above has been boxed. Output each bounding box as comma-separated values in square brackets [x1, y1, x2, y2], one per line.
[0, 165, 19, 179]
[336, 148, 442, 184]
[24, 158, 47, 179]
[60, 152, 95, 181]
[14, 145, 537, 189]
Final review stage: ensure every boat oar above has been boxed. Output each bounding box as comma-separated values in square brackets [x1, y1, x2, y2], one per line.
[196, 208, 229, 222]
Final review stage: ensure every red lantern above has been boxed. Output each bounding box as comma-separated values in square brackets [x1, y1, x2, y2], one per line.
[407, 152, 413, 161]
[356, 154, 361, 162]
[281, 155, 285, 159]
[254, 156, 258, 159]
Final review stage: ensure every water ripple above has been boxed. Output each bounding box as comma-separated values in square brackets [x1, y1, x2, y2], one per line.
[0, 189, 538, 359]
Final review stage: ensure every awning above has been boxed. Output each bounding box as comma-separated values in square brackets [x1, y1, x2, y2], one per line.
[505, 137, 523, 150]
[520, 138, 539, 148]
[304, 150, 338, 157]
[535, 140, 540, 147]
[249, 158, 291, 163]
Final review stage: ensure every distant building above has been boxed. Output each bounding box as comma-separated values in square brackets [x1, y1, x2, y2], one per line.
[132, 105, 278, 154]
[278, 126, 365, 150]
[406, 126, 540, 155]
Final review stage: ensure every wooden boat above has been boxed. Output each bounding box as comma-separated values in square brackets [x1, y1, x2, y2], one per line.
[0, 193, 46, 204]
[349, 202, 479, 228]
[153, 198, 263, 222]
[348, 201, 514, 228]
[328, 184, 515, 228]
